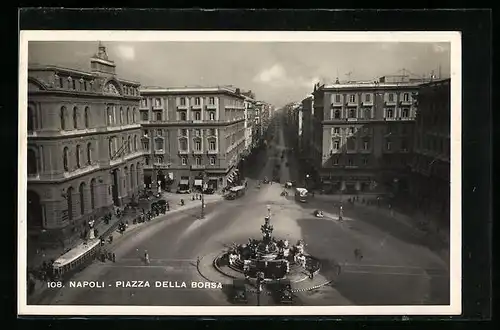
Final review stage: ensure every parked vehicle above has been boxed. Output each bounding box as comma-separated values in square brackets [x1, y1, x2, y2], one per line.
[176, 187, 191, 194]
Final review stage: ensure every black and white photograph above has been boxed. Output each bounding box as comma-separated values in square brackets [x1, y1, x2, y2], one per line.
[18, 31, 461, 316]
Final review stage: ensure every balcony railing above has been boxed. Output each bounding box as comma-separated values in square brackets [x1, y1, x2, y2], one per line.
[178, 150, 189, 155]
[191, 104, 202, 110]
[154, 149, 165, 154]
[206, 104, 217, 110]
[191, 165, 206, 170]
[177, 105, 188, 110]
[399, 100, 412, 106]
[361, 101, 373, 106]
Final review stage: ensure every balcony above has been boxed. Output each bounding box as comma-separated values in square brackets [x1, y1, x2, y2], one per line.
[399, 99, 412, 106]
[139, 104, 149, 110]
[206, 104, 217, 110]
[347, 118, 358, 122]
[207, 149, 218, 155]
[152, 104, 164, 111]
[385, 117, 397, 121]
[192, 149, 204, 155]
[177, 104, 188, 110]
[154, 149, 165, 155]
[346, 100, 358, 107]
[361, 101, 373, 107]
[191, 104, 202, 110]
[385, 99, 396, 106]
[178, 150, 189, 155]
[191, 165, 206, 170]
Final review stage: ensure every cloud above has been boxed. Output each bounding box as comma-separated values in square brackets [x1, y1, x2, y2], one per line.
[253, 64, 318, 89]
[116, 45, 136, 61]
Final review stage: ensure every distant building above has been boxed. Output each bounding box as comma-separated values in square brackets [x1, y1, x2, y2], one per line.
[409, 78, 451, 226]
[139, 86, 246, 191]
[308, 76, 425, 194]
[27, 43, 143, 243]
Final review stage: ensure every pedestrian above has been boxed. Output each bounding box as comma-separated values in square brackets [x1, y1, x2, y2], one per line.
[112, 253, 116, 263]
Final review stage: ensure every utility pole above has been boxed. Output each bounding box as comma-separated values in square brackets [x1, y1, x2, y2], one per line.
[200, 171, 206, 219]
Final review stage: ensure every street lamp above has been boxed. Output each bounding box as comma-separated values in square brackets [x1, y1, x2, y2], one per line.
[200, 171, 207, 219]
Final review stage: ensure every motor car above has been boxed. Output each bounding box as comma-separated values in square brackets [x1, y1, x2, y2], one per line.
[314, 210, 324, 218]
[284, 181, 293, 188]
[176, 188, 191, 194]
[203, 187, 215, 194]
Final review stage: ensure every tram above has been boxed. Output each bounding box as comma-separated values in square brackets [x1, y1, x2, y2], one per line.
[52, 238, 102, 280]
[294, 187, 308, 203]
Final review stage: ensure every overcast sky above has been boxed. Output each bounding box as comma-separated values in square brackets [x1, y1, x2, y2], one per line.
[28, 41, 451, 108]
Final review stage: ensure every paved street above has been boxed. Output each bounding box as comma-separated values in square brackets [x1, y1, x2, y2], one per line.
[39, 119, 449, 306]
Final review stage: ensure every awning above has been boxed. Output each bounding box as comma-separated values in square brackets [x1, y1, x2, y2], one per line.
[227, 177, 233, 183]
[180, 179, 189, 185]
[194, 179, 203, 186]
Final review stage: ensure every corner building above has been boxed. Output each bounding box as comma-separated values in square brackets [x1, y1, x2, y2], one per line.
[27, 44, 144, 243]
[409, 79, 450, 226]
[139, 87, 246, 192]
[310, 76, 426, 195]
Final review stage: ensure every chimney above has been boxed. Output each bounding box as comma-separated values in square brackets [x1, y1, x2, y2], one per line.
[379, 76, 386, 83]
[235, 88, 241, 94]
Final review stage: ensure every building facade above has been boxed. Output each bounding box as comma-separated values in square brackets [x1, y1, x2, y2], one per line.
[242, 94, 257, 152]
[27, 44, 144, 243]
[409, 78, 451, 226]
[138, 86, 247, 192]
[308, 76, 425, 194]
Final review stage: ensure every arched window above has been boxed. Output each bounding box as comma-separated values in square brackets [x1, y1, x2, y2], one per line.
[60, 106, 67, 130]
[108, 139, 113, 157]
[349, 109, 356, 118]
[133, 108, 137, 123]
[127, 136, 131, 153]
[334, 110, 341, 119]
[90, 178, 96, 210]
[134, 135, 138, 151]
[63, 147, 69, 171]
[84, 107, 90, 128]
[79, 182, 85, 215]
[73, 106, 78, 129]
[76, 145, 81, 168]
[130, 164, 135, 188]
[67, 186, 74, 221]
[136, 163, 140, 189]
[87, 142, 92, 165]
[126, 107, 130, 124]
[120, 107, 124, 125]
[28, 107, 36, 132]
[27, 149, 38, 175]
[107, 107, 112, 125]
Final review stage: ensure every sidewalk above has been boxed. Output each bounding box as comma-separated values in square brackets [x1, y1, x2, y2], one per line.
[27, 195, 224, 304]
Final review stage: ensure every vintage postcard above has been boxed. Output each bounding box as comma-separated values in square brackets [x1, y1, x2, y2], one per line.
[18, 30, 461, 316]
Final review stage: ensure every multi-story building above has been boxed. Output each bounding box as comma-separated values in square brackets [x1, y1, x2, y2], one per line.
[409, 78, 450, 225]
[27, 44, 144, 243]
[308, 76, 428, 194]
[300, 95, 314, 160]
[242, 93, 257, 152]
[139, 86, 247, 192]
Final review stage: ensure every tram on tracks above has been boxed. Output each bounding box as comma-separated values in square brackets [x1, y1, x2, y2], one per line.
[52, 238, 102, 281]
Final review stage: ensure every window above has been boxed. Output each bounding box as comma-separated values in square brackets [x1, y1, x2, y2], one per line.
[109, 139, 113, 157]
[59, 76, 64, 88]
[402, 108, 409, 118]
[67, 187, 73, 221]
[83, 80, 87, 91]
[363, 139, 369, 150]
[141, 99, 147, 107]
[333, 157, 339, 165]
[334, 110, 341, 119]
[209, 157, 215, 165]
[209, 128, 216, 136]
[209, 140, 216, 150]
[179, 139, 187, 151]
[195, 157, 202, 165]
[364, 108, 371, 119]
[403, 93, 410, 102]
[145, 156, 150, 165]
[209, 97, 215, 105]
[195, 140, 201, 151]
[155, 156, 163, 164]
[155, 139, 163, 150]
[333, 127, 340, 135]
[388, 93, 394, 102]
[195, 129, 201, 137]
[127, 136, 131, 153]
[401, 139, 408, 151]
[76, 145, 81, 168]
[28, 107, 36, 132]
[349, 94, 356, 103]
[84, 107, 90, 128]
[180, 97, 186, 105]
[133, 108, 137, 123]
[120, 107, 124, 124]
[142, 129, 149, 137]
[143, 141, 150, 151]
[335, 94, 341, 103]
[363, 127, 370, 135]
[63, 147, 69, 171]
[386, 108, 393, 118]
[72, 79, 76, 90]
[90, 179, 95, 210]
[195, 97, 201, 105]
[79, 183, 85, 215]
[86, 143, 92, 165]
[73, 107, 78, 129]
[349, 127, 355, 134]
[333, 140, 340, 150]
[181, 129, 187, 136]
[155, 98, 162, 107]
[134, 136, 138, 151]
[107, 107, 113, 125]
[348, 158, 354, 166]
[194, 112, 201, 120]
[156, 111, 162, 121]
[180, 112, 187, 121]
[363, 157, 369, 165]
[347, 137, 356, 150]
[365, 94, 371, 102]
[349, 109, 356, 118]
[27, 149, 37, 175]
[156, 129, 163, 137]
[386, 139, 392, 150]
[181, 157, 187, 165]
[141, 111, 148, 121]
[209, 112, 216, 120]
[126, 108, 130, 124]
